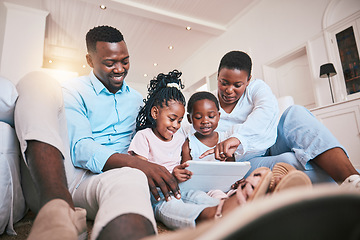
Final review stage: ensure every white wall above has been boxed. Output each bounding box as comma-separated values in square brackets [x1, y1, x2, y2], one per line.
[179, 0, 360, 107]
[0, 0, 149, 96]
[0, 2, 6, 67]
[127, 81, 148, 98]
[1, 0, 359, 100]
[0, 2, 48, 84]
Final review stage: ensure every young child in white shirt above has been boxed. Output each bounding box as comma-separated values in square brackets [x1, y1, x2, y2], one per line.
[181, 91, 234, 163]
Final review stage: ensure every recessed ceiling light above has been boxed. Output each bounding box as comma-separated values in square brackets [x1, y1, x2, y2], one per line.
[49, 60, 53, 63]
[100, 5, 106, 10]
[168, 45, 173, 50]
[186, 26, 191, 31]
[82, 65, 86, 68]
[144, 74, 148, 77]
[153, 63, 158, 66]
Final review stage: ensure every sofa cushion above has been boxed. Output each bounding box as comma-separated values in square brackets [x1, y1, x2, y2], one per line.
[0, 122, 27, 235]
[0, 76, 18, 127]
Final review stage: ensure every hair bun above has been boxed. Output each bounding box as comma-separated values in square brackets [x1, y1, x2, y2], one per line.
[166, 82, 181, 90]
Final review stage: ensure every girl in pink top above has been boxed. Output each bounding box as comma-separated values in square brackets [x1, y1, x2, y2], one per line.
[128, 70, 251, 230]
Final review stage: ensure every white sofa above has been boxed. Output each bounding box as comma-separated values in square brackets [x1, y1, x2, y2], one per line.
[277, 95, 294, 119]
[0, 76, 27, 235]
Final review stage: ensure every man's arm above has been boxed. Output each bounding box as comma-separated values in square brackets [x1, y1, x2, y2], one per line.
[103, 153, 180, 201]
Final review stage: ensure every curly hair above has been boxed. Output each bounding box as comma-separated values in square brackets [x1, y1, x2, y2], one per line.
[86, 25, 124, 53]
[218, 51, 252, 78]
[187, 91, 219, 114]
[136, 70, 186, 131]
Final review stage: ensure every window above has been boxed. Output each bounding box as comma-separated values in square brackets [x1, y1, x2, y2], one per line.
[336, 26, 360, 95]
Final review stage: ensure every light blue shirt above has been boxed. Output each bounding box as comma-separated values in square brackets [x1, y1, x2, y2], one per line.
[62, 71, 143, 173]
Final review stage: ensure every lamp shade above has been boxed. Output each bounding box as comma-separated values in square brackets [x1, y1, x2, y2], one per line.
[320, 63, 337, 78]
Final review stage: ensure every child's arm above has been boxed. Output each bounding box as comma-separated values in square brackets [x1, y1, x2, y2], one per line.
[173, 138, 193, 183]
[181, 138, 192, 164]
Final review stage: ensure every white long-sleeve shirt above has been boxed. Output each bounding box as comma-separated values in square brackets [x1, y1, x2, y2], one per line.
[214, 79, 279, 161]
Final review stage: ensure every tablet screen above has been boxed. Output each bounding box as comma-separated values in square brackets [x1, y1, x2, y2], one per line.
[179, 161, 251, 192]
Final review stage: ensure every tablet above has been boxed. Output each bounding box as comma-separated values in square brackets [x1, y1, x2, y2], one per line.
[179, 161, 251, 192]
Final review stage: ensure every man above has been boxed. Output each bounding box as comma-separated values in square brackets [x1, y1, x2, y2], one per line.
[15, 25, 180, 240]
[61, 25, 181, 239]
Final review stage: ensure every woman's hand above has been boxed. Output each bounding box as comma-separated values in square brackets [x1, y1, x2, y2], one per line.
[231, 178, 245, 189]
[172, 162, 192, 183]
[199, 137, 240, 161]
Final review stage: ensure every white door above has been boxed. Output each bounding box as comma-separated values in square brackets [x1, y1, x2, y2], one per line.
[275, 53, 316, 109]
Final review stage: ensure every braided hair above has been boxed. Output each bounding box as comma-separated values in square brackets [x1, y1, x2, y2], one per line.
[136, 70, 186, 131]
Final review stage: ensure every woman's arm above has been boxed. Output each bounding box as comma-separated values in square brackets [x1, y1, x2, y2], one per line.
[228, 80, 279, 155]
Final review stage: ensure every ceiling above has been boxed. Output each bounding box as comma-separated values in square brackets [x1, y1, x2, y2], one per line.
[25, 0, 258, 84]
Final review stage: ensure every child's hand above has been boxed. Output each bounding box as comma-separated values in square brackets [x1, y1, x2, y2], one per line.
[172, 162, 192, 182]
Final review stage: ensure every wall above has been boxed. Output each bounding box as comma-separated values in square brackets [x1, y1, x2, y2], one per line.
[0, 2, 6, 67]
[0, 0, 148, 96]
[179, 0, 360, 107]
[0, 1, 48, 84]
[0, 2, 146, 99]
[1, 0, 359, 98]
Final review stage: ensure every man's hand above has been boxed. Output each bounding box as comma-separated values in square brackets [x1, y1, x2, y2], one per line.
[130, 159, 181, 202]
[172, 162, 192, 183]
[103, 153, 181, 202]
[199, 137, 240, 161]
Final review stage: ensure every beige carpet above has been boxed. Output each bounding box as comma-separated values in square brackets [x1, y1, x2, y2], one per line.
[0, 211, 171, 239]
[0, 211, 35, 240]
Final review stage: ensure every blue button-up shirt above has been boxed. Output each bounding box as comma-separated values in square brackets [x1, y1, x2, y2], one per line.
[62, 71, 143, 173]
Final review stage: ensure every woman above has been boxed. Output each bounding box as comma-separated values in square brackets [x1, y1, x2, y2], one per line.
[202, 50, 360, 188]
